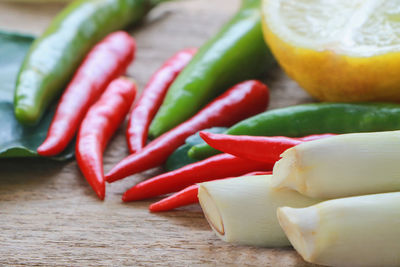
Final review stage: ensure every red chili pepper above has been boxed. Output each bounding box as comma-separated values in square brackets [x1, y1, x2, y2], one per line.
[126, 48, 197, 154]
[149, 184, 199, 212]
[122, 154, 273, 202]
[38, 31, 136, 156]
[149, 171, 272, 212]
[76, 78, 136, 200]
[106, 80, 270, 183]
[199, 132, 336, 163]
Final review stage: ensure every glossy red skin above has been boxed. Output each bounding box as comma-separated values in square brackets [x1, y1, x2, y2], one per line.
[76, 78, 136, 200]
[122, 153, 273, 202]
[126, 48, 197, 154]
[38, 31, 136, 156]
[149, 171, 272, 212]
[199, 132, 336, 163]
[149, 184, 199, 212]
[106, 80, 270, 183]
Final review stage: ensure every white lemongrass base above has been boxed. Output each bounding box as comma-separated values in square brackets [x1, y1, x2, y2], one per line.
[198, 175, 319, 247]
[278, 192, 400, 267]
[272, 131, 400, 198]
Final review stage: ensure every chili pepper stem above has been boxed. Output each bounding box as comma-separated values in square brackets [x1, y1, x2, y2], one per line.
[198, 175, 319, 247]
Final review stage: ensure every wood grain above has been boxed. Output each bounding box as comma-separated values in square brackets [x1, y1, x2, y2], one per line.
[0, 1, 316, 266]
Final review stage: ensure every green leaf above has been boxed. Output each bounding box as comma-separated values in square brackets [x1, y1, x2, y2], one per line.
[164, 127, 227, 171]
[0, 30, 74, 161]
[0, 31, 34, 103]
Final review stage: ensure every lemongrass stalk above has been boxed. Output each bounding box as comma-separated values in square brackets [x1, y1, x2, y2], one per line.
[277, 192, 400, 267]
[272, 130, 400, 198]
[198, 175, 319, 247]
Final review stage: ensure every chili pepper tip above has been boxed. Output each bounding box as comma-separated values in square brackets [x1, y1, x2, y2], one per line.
[37, 137, 60, 156]
[149, 202, 167, 212]
[85, 179, 105, 200]
[148, 200, 188, 213]
[199, 131, 212, 142]
[148, 184, 199, 212]
[94, 183, 106, 201]
[122, 180, 171, 202]
[105, 170, 123, 183]
[14, 105, 38, 126]
[122, 186, 144, 202]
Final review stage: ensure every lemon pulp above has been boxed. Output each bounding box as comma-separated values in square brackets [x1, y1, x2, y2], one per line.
[262, 0, 400, 102]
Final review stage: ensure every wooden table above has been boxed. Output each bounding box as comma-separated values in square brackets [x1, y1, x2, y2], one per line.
[0, 1, 316, 265]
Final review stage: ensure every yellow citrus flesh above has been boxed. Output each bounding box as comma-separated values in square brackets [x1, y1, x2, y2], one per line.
[262, 0, 400, 102]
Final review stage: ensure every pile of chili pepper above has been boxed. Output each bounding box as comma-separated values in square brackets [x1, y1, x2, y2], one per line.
[32, 23, 272, 200]
[20, 0, 400, 206]
[22, 0, 275, 200]
[124, 133, 334, 212]
[35, 26, 270, 200]
[106, 80, 270, 183]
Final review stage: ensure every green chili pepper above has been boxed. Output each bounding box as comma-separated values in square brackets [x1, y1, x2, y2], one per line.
[188, 103, 400, 159]
[148, 0, 274, 138]
[14, 0, 165, 125]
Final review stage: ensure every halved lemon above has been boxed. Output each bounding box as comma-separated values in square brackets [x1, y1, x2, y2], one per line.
[262, 0, 400, 102]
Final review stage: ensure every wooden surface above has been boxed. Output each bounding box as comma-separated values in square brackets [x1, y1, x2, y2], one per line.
[0, 1, 316, 266]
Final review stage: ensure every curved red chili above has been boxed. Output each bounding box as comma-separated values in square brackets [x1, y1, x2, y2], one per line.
[38, 31, 136, 156]
[149, 171, 272, 212]
[199, 132, 336, 163]
[149, 184, 199, 212]
[106, 80, 270, 183]
[122, 154, 273, 202]
[126, 48, 197, 153]
[76, 77, 136, 200]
